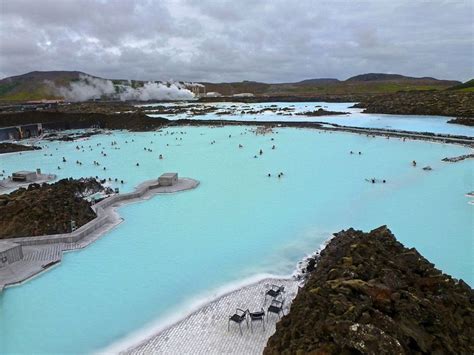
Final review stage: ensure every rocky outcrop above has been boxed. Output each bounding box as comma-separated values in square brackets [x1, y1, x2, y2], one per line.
[0, 178, 103, 238]
[42, 130, 102, 141]
[198, 94, 372, 104]
[296, 108, 349, 116]
[264, 226, 473, 354]
[353, 91, 474, 120]
[447, 117, 474, 126]
[0, 142, 41, 154]
[0, 110, 169, 132]
[441, 153, 474, 163]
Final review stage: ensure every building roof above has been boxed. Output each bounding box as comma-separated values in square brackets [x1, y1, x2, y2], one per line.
[160, 173, 178, 178]
[13, 171, 36, 175]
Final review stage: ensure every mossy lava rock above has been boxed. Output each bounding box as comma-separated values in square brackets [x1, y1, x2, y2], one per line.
[264, 226, 473, 354]
[0, 178, 103, 238]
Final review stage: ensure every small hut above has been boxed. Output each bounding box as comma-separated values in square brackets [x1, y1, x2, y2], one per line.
[158, 173, 178, 186]
[11, 171, 37, 182]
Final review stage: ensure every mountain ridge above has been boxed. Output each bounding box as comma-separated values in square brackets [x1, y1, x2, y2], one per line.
[0, 70, 465, 101]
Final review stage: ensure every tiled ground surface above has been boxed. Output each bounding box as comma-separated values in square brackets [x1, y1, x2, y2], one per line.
[22, 244, 64, 261]
[125, 278, 299, 355]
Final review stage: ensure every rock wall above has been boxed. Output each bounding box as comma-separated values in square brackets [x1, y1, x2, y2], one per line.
[0, 142, 41, 154]
[0, 110, 169, 132]
[264, 226, 473, 354]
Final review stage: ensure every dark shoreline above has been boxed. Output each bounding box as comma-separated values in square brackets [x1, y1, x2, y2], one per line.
[0, 142, 41, 154]
[0, 111, 168, 132]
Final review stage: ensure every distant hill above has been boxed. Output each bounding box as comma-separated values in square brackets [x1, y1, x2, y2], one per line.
[346, 73, 459, 87]
[0, 70, 463, 101]
[0, 71, 88, 100]
[296, 78, 340, 85]
[446, 79, 474, 92]
[0, 71, 156, 101]
[201, 73, 460, 97]
[346, 73, 440, 82]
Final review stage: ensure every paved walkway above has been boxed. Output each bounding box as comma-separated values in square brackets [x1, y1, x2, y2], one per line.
[125, 278, 299, 355]
[0, 178, 199, 290]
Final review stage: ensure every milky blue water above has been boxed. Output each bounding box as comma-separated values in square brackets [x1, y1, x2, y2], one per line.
[0, 125, 473, 354]
[146, 102, 474, 137]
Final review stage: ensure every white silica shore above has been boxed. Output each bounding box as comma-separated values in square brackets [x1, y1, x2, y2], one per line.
[0, 178, 199, 291]
[121, 277, 300, 355]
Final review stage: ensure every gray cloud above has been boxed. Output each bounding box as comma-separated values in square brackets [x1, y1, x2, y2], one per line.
[0, 0, 472, 82]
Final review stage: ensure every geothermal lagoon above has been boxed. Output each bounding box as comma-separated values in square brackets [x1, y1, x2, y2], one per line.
[0, 104, 473, 353]
[145, 102, 474, 137]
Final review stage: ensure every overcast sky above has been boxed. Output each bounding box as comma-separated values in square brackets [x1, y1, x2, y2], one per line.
[0, 0, 472, 82]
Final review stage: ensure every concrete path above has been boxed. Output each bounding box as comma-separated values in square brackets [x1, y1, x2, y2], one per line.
[124, 278, 299, 355]
[0, 178, 199, 290]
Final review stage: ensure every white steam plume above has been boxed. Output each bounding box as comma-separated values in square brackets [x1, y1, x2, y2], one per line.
[58, 74, 115, 102]
[54, 74, 196, 102]
[119, 82, 195, 101]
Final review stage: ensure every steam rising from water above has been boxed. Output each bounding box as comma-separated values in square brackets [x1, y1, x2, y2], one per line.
[56, 74, 195, 102]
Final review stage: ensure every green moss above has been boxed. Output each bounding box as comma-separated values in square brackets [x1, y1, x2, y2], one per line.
[285, 82, 444, 95]
[1, 87, 60, 101]
[446, 79, 474, 91]
[0, 82, 20, 96]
